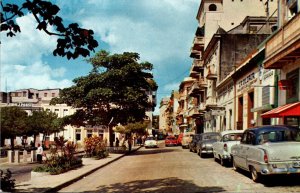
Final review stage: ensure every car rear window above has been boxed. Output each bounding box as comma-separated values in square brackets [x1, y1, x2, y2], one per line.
[223, 133, 243, 142]
[203, 134, 220, 140]
[258, 129, 300, 144]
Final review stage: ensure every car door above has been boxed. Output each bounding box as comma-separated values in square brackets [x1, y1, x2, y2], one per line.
[233, 131, 247, 168]
[239, 131, 256, 170]
[212, 135, 222, 157]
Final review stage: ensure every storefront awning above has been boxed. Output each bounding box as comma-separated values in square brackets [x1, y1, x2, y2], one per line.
[261, 102, 300, 118]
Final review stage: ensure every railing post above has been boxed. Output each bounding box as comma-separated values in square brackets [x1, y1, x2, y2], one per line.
[23, 150, 28, 163]
[14, 150, 20, 164]
[8, 150, 14, 163]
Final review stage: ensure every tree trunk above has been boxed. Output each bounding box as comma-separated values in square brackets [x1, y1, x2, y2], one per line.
[10, 138, 14, 150]
[109, 125, 113, 147]
[0, 137, 5, 147]
[33, 134, 37, 147]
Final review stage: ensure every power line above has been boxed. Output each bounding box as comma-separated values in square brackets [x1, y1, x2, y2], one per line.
[158, 68, 190, 88]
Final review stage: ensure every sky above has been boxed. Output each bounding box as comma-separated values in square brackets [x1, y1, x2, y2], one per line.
[1, 0, 200, 115]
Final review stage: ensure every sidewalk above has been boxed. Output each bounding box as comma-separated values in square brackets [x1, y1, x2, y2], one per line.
[14, 146, 141, 192]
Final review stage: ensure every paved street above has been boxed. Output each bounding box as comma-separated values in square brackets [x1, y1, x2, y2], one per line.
[59, 141, 300, 193]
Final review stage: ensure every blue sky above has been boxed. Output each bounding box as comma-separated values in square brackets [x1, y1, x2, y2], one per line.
[1, 0, 200, 114]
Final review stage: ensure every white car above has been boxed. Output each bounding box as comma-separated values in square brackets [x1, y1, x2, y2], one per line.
[212, 130, 243, 166]
[144, 136, 158, 148]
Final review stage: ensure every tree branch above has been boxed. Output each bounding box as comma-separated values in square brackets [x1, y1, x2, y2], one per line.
[0, 3, 24, 24]
[32, 12, 65, 37]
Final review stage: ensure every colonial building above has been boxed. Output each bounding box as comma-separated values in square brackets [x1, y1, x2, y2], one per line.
[262, 0, 300, 127]
[159, 97, 170, 134]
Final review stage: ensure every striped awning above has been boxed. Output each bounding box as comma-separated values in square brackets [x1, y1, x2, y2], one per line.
[261, 102, 300, 118]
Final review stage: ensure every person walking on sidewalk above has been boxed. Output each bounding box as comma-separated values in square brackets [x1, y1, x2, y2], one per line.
[37, 143, 43, 164]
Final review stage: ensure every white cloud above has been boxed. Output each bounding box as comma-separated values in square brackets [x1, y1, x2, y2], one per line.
[2, 62, 72, 91]
[1, 14, 72, 91]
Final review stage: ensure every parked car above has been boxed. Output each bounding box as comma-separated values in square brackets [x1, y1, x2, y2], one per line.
[196, 132, 221, 157]
[165, 136, 178, 147]
[144, 136, 158, 148]
[231, 125, 300, 182]
[212, 130, 243, 166]
[177, 133, 184, 146]
[189, 134, 201, 153]
[181, 132, 194, 149]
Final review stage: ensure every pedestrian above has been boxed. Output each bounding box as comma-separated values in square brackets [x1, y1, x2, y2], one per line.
[116, 138, 119, 147]
[37, 143, 43, 164]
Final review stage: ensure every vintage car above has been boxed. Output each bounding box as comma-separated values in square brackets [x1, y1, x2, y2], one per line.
[165, 136, 178, 147]
[212, 130, 243, 166]
[144, 136, 158, 148]
[231, 125, 300, 182]
[196, 132, 221, 157]
[181, 132, 194, 149]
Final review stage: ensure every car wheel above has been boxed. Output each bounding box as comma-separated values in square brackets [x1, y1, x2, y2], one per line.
[214, 155, 218, 162]
[199, 149, 204, 158]
[251, 166, 262, 182]
[220, 157, 225, 166]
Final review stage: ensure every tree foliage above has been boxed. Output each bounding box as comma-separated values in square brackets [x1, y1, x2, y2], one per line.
[1, 0, 98, 59]
[26, 110, 65, 145]
[0, 106, 27, 148]
[114, 122, 148, 134]
[51, 50, 157, 127]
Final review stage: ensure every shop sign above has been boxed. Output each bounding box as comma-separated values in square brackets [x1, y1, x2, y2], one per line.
[211, 110, 225, 116]
[237, 72, 257, 92]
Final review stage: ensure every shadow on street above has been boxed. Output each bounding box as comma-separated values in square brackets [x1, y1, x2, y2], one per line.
[84, 177, 225, 193]
[233, 168, 300, 187]
[128, 148, 180, 156]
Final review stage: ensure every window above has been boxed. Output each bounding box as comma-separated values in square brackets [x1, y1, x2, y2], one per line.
[286, 69, 299, 103]
[76, 129, 81, 141]
[87, 129, 93, 138]
[52, 93, 55, 97]
[23, 92, 26, 97]
[44, 93, 48, 97]
[98, 129, 104, 139]
[208, 4, 217, 11]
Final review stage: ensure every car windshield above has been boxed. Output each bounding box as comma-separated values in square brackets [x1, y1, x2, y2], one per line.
[223, 133, 243, 142]
[203, 134, 220, 140]
[258, 129, 300, 144]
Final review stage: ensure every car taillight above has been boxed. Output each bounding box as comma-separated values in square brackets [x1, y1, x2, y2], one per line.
[263, 150, 269, 163]
[223, 144, 228, 152]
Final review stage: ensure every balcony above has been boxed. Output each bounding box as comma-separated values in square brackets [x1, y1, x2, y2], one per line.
[198, 78, 208, 88]
[205, 96, 217, 107]
[198, 102, 206, 112]
[206, 67, 217, 80]
[188, 81, 204, 97]
[189, 70, 199, 78]
[264, 12, 300, 69]
[190, 48, 201, 59]
[191, 59, 204, 72]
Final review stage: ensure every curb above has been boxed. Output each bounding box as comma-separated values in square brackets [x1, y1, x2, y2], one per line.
[45, 146, 142, 193]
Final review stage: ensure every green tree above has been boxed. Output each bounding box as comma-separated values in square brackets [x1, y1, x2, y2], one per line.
[1, 0, 98, 59]
[114, 121, 148, 135]
[26, 110, 65, 146]
[51, 50, 158, 146]
[0, 106, 27, 149]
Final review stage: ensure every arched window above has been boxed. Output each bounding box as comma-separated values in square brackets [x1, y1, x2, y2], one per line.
[208, 4, 217, 11]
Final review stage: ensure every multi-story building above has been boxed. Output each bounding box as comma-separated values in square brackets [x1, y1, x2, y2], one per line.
[176, 77, 195, 133]
[159, 97, 170, 134]
[262, 0, 300, 127]
[165, 91, 180, 135]
[188, 0, 277, 132]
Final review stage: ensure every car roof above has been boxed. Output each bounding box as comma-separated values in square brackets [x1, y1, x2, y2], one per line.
[220, 130, 244, 136]
[245, 125, 299, 135]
